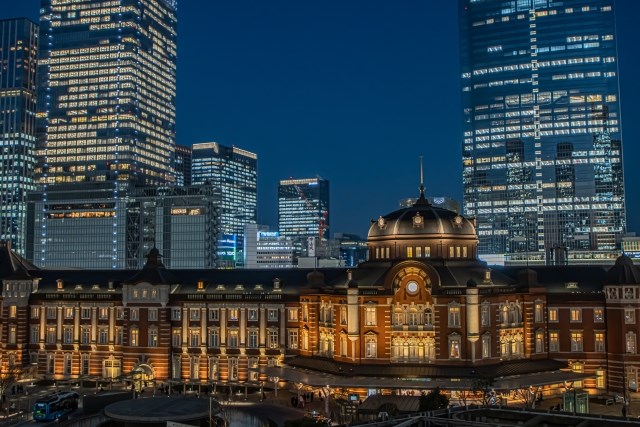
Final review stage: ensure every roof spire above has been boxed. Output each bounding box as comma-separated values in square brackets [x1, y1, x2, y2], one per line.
[413, 156, 430, 207]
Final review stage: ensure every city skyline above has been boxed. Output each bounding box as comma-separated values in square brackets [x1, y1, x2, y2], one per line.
[3, 1, 639, 240]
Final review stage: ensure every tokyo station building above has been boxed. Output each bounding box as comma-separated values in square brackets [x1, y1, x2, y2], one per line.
[1, 186, 640, 398]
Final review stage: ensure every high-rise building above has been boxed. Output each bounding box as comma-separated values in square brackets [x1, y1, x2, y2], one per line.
[243, 223, 295, 269]
[27, 184, 220, 269]
[0, 19, 38, 255]
[459, 0, 625, 265]
[278, 177, 330, 248]
[174, 144, 192, 187]
[35, 0, 178, 186]
[191, 142, 258, 260]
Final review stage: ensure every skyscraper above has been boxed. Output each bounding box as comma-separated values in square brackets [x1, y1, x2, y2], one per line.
[191, 142, 258, 261]
[35, 0, 178, 186]
[0, 19, 38, 255]
[174, 144, 192, 187]
[278, 177, 330, 250]
[459, 0, 625, 265]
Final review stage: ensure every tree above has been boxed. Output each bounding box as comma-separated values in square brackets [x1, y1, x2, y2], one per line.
[0, 362, 24, 408]
[419, 388, 450, 411]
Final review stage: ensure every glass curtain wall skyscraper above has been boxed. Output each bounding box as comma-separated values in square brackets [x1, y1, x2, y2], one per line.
[191, 142, 258, 263]
[35, 0, 178, 187]
[459, 0, 625, 265]
[278, 177, 330, 251]
[0, 19, 38, 255]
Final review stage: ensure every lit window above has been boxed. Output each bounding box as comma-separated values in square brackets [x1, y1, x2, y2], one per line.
[571, 331, 583, 352]
[570, 308, 582, 322]
[448, 305, 461, 327]
[548, 308, 558, 322]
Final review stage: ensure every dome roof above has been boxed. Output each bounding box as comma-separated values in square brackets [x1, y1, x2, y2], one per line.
[368, 194, 476, 240]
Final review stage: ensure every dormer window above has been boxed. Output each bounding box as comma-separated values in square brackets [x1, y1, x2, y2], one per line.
[197, 280, 205, 291]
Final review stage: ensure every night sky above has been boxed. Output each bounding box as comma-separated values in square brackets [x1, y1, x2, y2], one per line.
[4, 1, 640, 239]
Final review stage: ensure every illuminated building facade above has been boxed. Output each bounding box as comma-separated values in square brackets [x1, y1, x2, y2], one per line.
[278, 177, 330, 250]
[243, 223, 295, 269]
[3, 185, 640, 404]
[27, 185, 220, 269]
[174, 144, 192, 187]
[191, 142, 258, 262]
[0, 19, 38, 255]
[459, 0, 625, 265]
[35, 0, 178, 186]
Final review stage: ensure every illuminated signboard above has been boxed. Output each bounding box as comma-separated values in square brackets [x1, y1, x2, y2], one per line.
[170, 207, 203, 216]
[217, 234, 237, 261]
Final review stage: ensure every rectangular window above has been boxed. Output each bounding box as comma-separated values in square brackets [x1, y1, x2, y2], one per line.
[268, 309, 278, 321]
[64, 355, 72, 375]
[288, 330, 298, 349]
[129, 308, 138, 321]
[228, 309, 239, 321]
[570, 308, 582, 322]
[534, 303, 543, 323]
[190, 309, 200, 321]
[189, 330, 200, 347]
[248, 330, 258, 348]
[148, 309, 158, 322]
[63, 327, 73, 344]
[81, 308, 91, 319]
[549, 331, 559, 352]
[81, 355, 90, 376]
[116, 327, 123, 345]
[482, 335, 491, 358]
[364, 306, 377, 326]
[64, 307, 74, 319]
[130, 329, 139, 346]
[8, 326, 17, 344]
[148, 329, 158, 347]
[481, 304, 490, 327]
[172, 329, 182, 347]
[548, 308, 558, 322]
[366, 338, 377, 358]
[340, 306, 347, 325]
[209, 329, 220, 348]
[228, 330, 238, 348]
[594, 308, 604, 322]
[595, 332, 605, 352]
[47, 307, 57, 319]
[47, 326, 56, 344]
[571, 331, 583, 352]
[172, 308, 182, 321]
[535, 331, 544, 353]
[625, 309, 636, 324]
[449, 336, 461, 359]
[31, 325, 40, 343]
[209, 309, 219, 321]
[31, 307, 40, 319]
[99, 307, 109, 320]
[81, 327, 90, 345]
[98, 329, 108, 345]
[269, 330, 279, 349]
[407, 247, 413, 257]
[448, 306, 461, 327]
[287, 308, 298, 322]
[416, 247, 422, 257]
[116, 307, 124, 320]
[626, 333, 636, 354]
[248, 309, 258, 321]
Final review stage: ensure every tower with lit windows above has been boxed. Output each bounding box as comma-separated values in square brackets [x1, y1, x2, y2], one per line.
[0, 18, 38, 255]
[278, 177, 330, 252]
[191, 142, 258, 266]
[35, 0, 178, 186]
[459, 0, 625, 265]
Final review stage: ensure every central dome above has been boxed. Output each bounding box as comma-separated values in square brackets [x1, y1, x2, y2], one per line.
[367, 191, 478, 261]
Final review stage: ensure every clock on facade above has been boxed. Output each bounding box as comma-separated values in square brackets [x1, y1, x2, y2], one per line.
[406, 280, 419, 295]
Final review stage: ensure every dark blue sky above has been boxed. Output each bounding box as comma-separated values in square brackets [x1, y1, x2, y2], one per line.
[5, 1, 640, 238]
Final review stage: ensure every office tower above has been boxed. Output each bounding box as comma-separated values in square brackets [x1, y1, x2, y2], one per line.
[0, 19, 38, 255]
[191, 142, 258, 260]
[36, 0, 178, 186]
[278, 177, 330, 249]
[459, 0, 625, 265]
[27, 184, 220, 269]
[174, 144, 192, 187]
[243, 223, 295, 269]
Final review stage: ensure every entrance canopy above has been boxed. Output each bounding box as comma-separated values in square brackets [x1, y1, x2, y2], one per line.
[264, 366, 595, 391]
